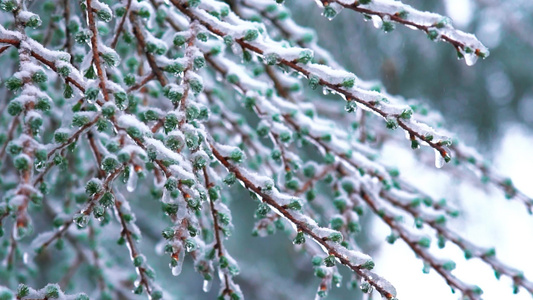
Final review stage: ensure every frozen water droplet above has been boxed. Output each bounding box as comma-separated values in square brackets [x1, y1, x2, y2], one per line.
[371, 15, 383, 29]
[322, 87, 333, 96]
[171, 265, 181, 276]
[35, 161, 45, 171]
[73, 213, 89, 228]
[162, 189, 172, 204]
[464, 53, 478, 66]
[231, 43, 242, 56]
[202, 279, 212, 292]
[185, 240, 196, 252]
[215, 72, 223, 82]
[434, 149, 445, 169]
[322, 4, 343, 20]
[170, 249, 184, 276]
[176, 200, 187, 219]
[23, 252, 29, 264]
[127, 166, 138, 192]
[359, 282, 373, 294]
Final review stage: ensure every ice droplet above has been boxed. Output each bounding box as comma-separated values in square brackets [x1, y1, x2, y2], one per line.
[231, 43, 242, 57]
[202, 279, 212, 292]
[322, 3, 343, 21]
[434, 149, 445, 169]
[162, 189, 172, 204]
[215, 72, 223, 82]
[464, 53, 478, 66]
[171, 249, 184, 276]
[176, 200, 187, 219]
[73, 213, 89, 228]
[35, 160, 45, 171]
[127, 166, 138, 192]
[371, 15, 383, 29]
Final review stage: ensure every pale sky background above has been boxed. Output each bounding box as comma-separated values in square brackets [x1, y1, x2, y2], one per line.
[368, 2, 533, 298]
[373, 125, 533, 300]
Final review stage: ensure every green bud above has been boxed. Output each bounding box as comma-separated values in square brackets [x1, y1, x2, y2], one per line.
[329, 232, 343, 243]
[243, 29, 258, 41]
[311, 256, 323, 266]
[17, 284, 30, 298]
[101, 156, 120, 173]
[6, 77, 23, 91]
[162, 203, 179, 215]
[32, 70, 48, 83]
[14, 154, 31, 171]
[298, 49, 313, 64]
[173, 34, 187, 46]
[315, 267, 327, 278]
[85, 178, 102, 196]
[418, 237, 431, 248]
[308, 75, 320, 90]
[324, 255, 336, 267]
[361, 260, 374, 270]
[229, 149, 244, 163]
[189, 78, 203, 95]
[442, 260, 456, 271]
[293, 231, 305, 244]
[75, 294, 90, 300]
[72, 113, 91, 127]
[197, 32, 209, 42]
[427, 29, 439, 41]
[7, 100, 23, 116]
[35, 97, 52, 111]
[162, 227, 174, 240]
[133, 255, 144, 267]
[101, 51, 119, 67]
[287, 199, 302, 210]
[223, 173, 236, 185]
[382, 21, 395, 32]
[45, 284, 60, 298]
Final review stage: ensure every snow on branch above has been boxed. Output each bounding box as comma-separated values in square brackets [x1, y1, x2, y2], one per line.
[314, 0, 489, 66]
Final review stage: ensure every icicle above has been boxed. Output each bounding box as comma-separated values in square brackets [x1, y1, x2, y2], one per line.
[202, 279, 212, 292]
[162, 189, 172, 204]
[127, 165, 138, 192]
[434, 149, 445, 169]
[171, 248, 185, 276]
[176, 199, 187, 219]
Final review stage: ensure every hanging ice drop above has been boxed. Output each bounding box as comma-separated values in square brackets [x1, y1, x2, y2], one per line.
[202, 279, 212, 292]
[127, 166, 138, 192]
[434, 149, 445, 169]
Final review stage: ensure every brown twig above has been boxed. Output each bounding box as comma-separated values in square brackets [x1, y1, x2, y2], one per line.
[86, 0, 110, 102]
